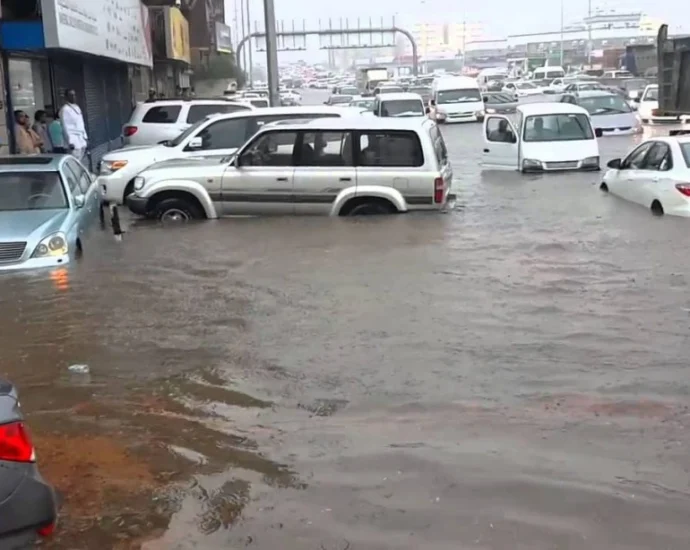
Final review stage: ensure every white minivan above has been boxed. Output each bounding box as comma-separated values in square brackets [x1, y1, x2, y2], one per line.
[373, 93, 426, 117]
[481, 103, 602, 172]
[431, 76, 484, 123]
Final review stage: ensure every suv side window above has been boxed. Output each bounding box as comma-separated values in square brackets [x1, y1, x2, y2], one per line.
[142, 106, 182, 123]
[645, 142, 673, 171]
[358, 131, 424, 167]
[298, 131, 353, 166]
[194, 118, 250, 150]
[65, 159, 92, 193]
[186, 103, 249, 123]
[239, 131, 298, 166]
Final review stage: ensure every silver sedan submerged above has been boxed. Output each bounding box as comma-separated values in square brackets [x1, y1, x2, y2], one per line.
[0, 155, 101, 271]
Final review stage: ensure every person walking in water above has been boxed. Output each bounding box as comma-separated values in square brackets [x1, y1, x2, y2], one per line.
[59, 89, 88, 161]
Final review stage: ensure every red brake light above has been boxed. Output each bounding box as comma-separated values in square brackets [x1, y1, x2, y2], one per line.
[123, 125, 138, 137]
[651, 108, 661, 117]
[37, 521, 56, 538]
[675, 184, 690, 197]
[434, 176, 445, 203]
[0, 421, 35, 462]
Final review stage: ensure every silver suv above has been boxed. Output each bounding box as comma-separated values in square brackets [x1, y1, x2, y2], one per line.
[126, 116, 453, 219]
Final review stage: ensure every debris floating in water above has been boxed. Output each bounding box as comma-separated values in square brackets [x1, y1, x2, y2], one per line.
[68, 364, 90, 374]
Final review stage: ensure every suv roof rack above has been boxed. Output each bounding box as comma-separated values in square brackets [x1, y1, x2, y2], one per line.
[670, 129, 690, 136]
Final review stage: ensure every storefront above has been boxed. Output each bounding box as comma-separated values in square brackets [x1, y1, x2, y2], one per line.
[150, 6, 191, 97]
[0, 0, 152, 167]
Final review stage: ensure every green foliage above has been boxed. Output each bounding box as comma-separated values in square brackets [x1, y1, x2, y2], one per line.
[193, 54, 246, 87]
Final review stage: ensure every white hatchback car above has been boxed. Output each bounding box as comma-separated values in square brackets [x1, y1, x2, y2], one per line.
[123, 99, 253, 146]
[601, 132, 690, 216]
[100, 106, 361, 204]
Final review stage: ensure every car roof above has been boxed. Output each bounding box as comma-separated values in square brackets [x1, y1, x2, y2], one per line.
[574, 90, 616, 98]
[255, 116, 434, 132]
[517, 102, 590, 116]
[0, 154, 67, 172]
[137, 99, 241, 107]
[378, 92, 424, 101]
[204, 105, 357, 122]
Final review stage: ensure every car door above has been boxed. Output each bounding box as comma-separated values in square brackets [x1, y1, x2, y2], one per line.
[606, 141, 655, 204]
[636, 142, 674, 207]
[221, 129, 298, 215]
[184, 116, 252, 160]
[482, 115, 519, 170]
[292, 130, 356, 215]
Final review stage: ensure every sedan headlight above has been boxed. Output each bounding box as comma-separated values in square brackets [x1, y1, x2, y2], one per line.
[581, 156, 600, 167]
[31, 232, 68, 258]
[133, 176, 145, 191]
[100, 160, 128, 175]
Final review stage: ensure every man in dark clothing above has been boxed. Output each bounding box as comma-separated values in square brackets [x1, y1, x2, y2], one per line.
[488, 118, 515, 142]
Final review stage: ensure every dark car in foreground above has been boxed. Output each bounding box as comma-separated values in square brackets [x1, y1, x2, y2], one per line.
[482, 92, 518, 114]
[0, 379, 57, 548]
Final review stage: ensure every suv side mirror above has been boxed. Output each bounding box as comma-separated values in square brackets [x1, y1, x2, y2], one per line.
[73, 194, 86, 208]
[594, 128, 603, 138]
[633, 96, 641, 103]
[187, 136, 203, 150]
[607, 158, 622, 169]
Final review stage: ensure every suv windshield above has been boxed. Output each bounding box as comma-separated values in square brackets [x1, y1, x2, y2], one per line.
[168, 118, 209, 147]
[579, 95, 631, 115]
[381, 100, 424, 117]
[0, 172, 67, 211]
[437, 89, 481, 104]
[523, 114, 594, 142]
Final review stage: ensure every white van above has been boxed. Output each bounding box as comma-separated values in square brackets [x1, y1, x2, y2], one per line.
[481, 103, 602, 172]
[374, 93, 426, 117]
[531, 66, 565, 82]
[431, 76, 484, 123]
[476, 68, 509, 89]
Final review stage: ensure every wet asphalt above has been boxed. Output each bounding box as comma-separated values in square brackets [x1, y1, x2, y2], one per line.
[2, 90, 690, 549]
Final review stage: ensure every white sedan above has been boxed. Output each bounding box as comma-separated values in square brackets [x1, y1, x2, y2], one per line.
[503, 81, 543, 98]
[601, 133, 690, 216]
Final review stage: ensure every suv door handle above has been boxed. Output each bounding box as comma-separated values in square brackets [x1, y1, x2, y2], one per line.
[276, 177, 288, 182]
[483, 148, 490, 153]
[339, 177, 351, 182]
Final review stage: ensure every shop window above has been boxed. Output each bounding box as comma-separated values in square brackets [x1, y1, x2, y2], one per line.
[8, 58, 51, 119]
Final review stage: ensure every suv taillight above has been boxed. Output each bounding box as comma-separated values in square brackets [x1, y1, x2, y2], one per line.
[675, 184, 690, 197]
[434, 177, 445, 203]
[123, 125, 138, 137]
[0, 421, 35, 462]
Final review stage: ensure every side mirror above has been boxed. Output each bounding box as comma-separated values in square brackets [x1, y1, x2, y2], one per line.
[594, 128, 603, 138]
[482, 96, 488, 102]
[425, 107, 431, 114]
[187, 136, 203, 150]
[607, 158, 622, 169]
[73, 194, 86, 208]
[634, 96, 641, 103]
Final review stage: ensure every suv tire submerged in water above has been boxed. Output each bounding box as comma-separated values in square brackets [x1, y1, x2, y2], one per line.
[153, 198, 204, 222]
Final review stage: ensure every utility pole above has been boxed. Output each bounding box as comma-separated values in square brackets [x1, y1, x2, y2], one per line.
[587, 0, 593, 66]
[246, 0, 253, 87]
[263, 0, 280, 106]
[239, 0, 247, 84]
[233, 0, 240, 60]
[559, 0, 564, 67]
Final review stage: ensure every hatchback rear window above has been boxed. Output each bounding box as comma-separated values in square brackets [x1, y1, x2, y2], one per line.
[681, 143, 690, 168]
[359, 131, 423, 167]
[186, 103, 249, 123]
[142, 106, 181, 123]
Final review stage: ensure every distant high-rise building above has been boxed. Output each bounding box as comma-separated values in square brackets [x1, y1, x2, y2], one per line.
[409, 21, 483, 57]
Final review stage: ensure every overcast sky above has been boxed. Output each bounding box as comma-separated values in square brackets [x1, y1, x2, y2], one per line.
[223, 0, 689, 62]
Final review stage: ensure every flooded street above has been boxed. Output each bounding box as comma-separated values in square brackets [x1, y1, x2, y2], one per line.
[3, 91, 690, 549]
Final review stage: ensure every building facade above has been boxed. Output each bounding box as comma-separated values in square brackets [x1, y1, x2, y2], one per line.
[409, 21, 483, 57]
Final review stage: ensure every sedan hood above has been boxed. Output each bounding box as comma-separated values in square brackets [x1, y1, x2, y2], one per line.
[0, 209, 69, 242]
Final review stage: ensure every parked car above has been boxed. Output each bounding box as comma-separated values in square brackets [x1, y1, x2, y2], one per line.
[482, 92, 518, 114]
[99, 106, 362, 205]
[481, 102, 603, 172]
[348, 97, 376, 112]
[559, 91, 642, 135]
[122, 99, 253, 146]
[126, 116, 453, 220]
[0, 155, 101, 271]
[0, 378, 58, 547]
[601, 132, 690, 216]
[373, 93, 426, 117]
[324, 94, 354, 106]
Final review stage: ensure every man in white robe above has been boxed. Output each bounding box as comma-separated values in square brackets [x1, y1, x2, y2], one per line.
[59, 89, 88, 162]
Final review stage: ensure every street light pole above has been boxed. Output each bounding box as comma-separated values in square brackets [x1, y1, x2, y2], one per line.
[559, 0, 564, 66]
[263, 0, 280, 106]
[239, 0, 247, 82]
[587, 0, 593, 66]
[246, 0, 253, 87]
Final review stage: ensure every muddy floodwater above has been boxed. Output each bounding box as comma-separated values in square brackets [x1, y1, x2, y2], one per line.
[2, 92, 690, 549]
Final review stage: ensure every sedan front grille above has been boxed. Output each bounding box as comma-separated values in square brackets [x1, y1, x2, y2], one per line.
[543, 161, 579, 170]
[0, 241, 27, 262]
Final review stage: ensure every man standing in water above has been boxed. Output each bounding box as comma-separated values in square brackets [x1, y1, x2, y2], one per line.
[59, 89, 88, 161]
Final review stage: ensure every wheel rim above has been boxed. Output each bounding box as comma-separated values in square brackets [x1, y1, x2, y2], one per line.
[161, 208, 190, 222]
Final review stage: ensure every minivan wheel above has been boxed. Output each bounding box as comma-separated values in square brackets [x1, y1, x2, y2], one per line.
[651, 200, 664, 216]
[153, 198, 203, 222]
[348, 202, 393, 216]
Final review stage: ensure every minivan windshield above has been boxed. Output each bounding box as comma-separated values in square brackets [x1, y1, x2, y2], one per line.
[437, 89, 482, 104]
[578, 95, 632, 115]
[523, 113, 594, 142]
[381, 99, 425, 117]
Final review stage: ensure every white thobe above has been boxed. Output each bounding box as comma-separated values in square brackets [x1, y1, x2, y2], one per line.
[60, 103, 88, 161]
